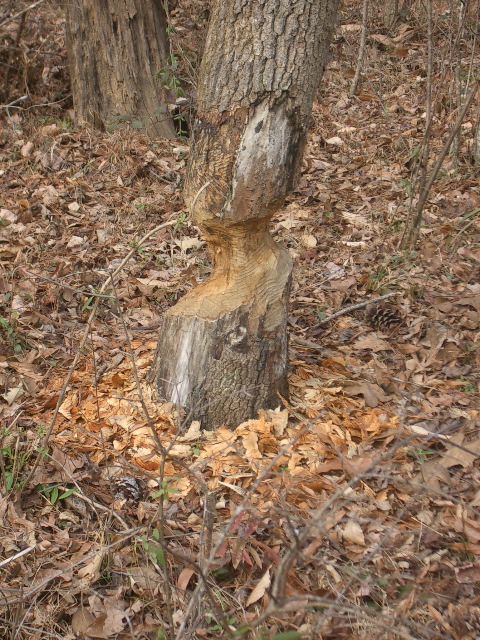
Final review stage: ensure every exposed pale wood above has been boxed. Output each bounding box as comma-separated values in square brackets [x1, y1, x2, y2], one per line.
[151, 0, 339, 429]
[65, 0, 175, 138]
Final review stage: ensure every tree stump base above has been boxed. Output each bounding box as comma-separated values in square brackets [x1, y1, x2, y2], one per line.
[150, 235, 291, 429]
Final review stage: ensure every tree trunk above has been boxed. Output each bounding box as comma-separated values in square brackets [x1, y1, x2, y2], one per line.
[474, 118, 480, 166]
[64, 0, 175, 138]
[383, 0, 399, 30]
[150, 0, 339, 429]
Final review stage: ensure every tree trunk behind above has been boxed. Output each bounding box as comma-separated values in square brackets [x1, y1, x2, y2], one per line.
[65, 0, 175, 138]
[151, 0, 339, 429]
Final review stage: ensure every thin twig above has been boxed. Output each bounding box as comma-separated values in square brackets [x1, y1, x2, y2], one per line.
[0, 0, 48, 29]
[349, 0, 369, 97]
[25, 271, 115, 299]
[407, 79, 479, 247]
[57, 485, 130, 531]
[106, 271, 177, 634]
[0, 545, 36, 569]
[0, 528, 141, 607]
[0, 95, 27, 109]
[313, 291, 398, 327]
[452, 0, 466, 167]
[174, 425, 311, 640]
[22, 219, 178, 489]
[189, 181, 211, 217]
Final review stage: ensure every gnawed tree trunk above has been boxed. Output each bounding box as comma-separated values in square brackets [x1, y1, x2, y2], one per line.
[65, 0, 175, 138]
[150, 0, 339, 429]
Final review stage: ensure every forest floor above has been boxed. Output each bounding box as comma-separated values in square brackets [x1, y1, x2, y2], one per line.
[0, 1, 479, 639]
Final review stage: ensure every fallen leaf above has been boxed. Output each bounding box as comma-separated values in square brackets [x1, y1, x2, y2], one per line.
[246, 569, 271, 606]
[343, 382, 390, 407]
[353, 335, 392, 352]
[456, 564, 480, 583]
[343, 520, 366, 546]
[66, 235, 84, 249]
[178, 420, 202, 442]
[78, 551, 105, 584]
[242, 432, 262, 460]
[0, 209, 17, 224]
[440, 434, 480, 469]
[177, 568, 196, 591]
[300, 233, 317, 248]
[326, 136, 344, 145]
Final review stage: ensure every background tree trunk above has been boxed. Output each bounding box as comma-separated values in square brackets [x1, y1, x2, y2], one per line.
[382, 0, 399, 30]
[65, 0, 175, 138]
[150, 0, 339, 429]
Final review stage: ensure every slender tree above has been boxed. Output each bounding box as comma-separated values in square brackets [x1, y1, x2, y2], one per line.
[150, 0, 339, 429]
[65, 0, 175, 138]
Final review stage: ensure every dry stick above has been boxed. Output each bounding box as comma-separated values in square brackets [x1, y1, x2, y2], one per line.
[452, 0, 466, 167]
[398, 115, 433, 248]
[349, 0, 369, 97]
[470, 6, 480, 165]
[0, 620, 66, 640]
[425, 0, 433, 129]
[399, 0, 434, 249]
[106, 272, 176, 637]
[3, 11, 26, 100]
[0, 0, 16, 22]
[407, 79, 479, 248]
[276, 597, 435, 640]
[0, 0, 48, 28]
[25, 270, 115, 299]
[313, 290, 398, 327]
[464, 0, 477, 90]
[0, 545, 36, 569]
[0, 95, 28, 109]
[174, 425, 312, 640]
[418, 0, 433, 197]
[22, 219, 177, 489]
[277, 422, 480, 637]
[105, 254, 226, 638]
[253, 430, 449, 639]
[0, 528, 142, 607]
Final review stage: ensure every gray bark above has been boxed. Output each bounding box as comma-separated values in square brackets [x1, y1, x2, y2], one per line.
[65, 0, 175, 138]
[150, 0, 339, 429]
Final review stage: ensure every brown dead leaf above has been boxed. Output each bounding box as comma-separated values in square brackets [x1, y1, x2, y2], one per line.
[77, 551, 105, 584]
[242, 432, 262, 460]
[177, 567, 196, 592]
[456, 564, 480, 584]
[343, 382, 390, 407]
[421, 461, 451, 491]
[439, 433, 480, 469]
[353, 335, 392, 352]
[246, 569, 271, 606]
[453, 514, 480, 543]
[300, 233, 317, 248]
[40, 148, 65, 171]
[178, 420, 202, 442]
[71, 597, 126, 639]
[71, 607, 100, 638]
[343, 520, 366, 546]
[51, 445, 85, 476]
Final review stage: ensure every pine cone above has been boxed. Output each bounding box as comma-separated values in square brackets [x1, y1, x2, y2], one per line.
[113, 476, 144, 505]
[365, 304, 402, 331]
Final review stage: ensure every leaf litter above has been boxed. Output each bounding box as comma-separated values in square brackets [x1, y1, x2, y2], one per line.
[0, 1, 479, 639]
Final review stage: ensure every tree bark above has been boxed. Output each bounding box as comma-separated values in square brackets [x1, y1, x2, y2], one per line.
[150, 0, 339, 429]
[382, 0, 399, 30]
[64, 0, 175, 138]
